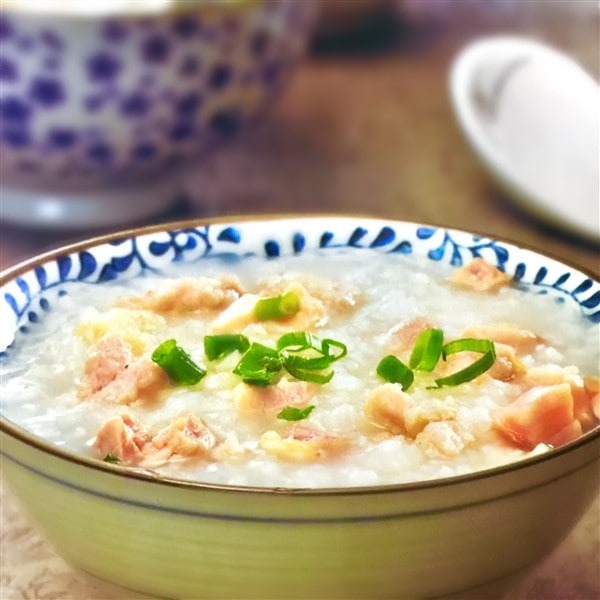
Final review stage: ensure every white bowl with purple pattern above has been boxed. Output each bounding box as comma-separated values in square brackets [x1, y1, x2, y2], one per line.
[0, 215, 598, 599]
[0, 1, 316, 227]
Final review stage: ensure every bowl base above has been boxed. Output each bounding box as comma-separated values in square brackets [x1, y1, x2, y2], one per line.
[437, 565, 531, 600]
[0, 175, 181, 230]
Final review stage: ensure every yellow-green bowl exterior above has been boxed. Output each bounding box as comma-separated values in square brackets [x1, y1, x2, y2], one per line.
[2, 425, 598, 599]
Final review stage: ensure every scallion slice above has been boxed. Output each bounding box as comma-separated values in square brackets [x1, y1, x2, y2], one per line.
[103, 454, 120, 464]
[320, 338, 348, 361]
[277, 332, 347, 362]
[435, 338, 496, 387]
[233, 343, 283, 386]
[277, 332, 347, 383]
[151, 339, 206, 385]
[276, 331, 319, 352]
[376, 355, 414, 390]
[204, 334, 250, 361]
[277, 405, 315, 421]
[409, 328, 444, 371]
[282, 353, 333, 371]
[255, 290, 300, 321]
[283, 359, 335, 384]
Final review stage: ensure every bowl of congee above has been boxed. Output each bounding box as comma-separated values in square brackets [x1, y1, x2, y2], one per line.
[1, 216, 598, 599]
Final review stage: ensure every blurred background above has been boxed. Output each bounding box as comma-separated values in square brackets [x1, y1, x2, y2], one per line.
[1, 0, 598, 271]
[0, 1, 599, 598]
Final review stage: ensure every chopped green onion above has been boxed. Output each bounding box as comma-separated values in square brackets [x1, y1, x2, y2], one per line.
[277, 332, 347, 383]
[204, 334, 250, 361]
[320, 338, 348, 361]
[282, 353, 335, 371]
[283, 358, 335, 384]
[442, 338, 496, 358]
[435, 338, 496, 387]
[277, 332, 347, 363]
[233, 343, 283, 386]
[151, 339, 206, 385]
[255, 290, 300, 321]
[103, 454, 120, 464]
[409, 328, 444, 371]
[277, 405, 315, 421]
[276, 331, 319, 352]
[376, 355, 414, 390]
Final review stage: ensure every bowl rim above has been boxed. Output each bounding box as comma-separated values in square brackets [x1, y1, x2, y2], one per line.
[0, 0, 265, 20]
[1, 212, 599, 497]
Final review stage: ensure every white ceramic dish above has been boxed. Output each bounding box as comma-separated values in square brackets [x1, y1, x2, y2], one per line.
[450, 36, 599, 243]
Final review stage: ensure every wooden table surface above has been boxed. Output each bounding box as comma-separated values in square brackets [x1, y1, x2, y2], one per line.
[1, 2, 598, 599]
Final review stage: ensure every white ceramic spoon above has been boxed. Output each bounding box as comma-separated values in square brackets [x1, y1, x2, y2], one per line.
[450, 36, 599, 243]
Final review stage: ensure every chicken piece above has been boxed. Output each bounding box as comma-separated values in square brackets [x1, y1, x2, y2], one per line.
[415, 420, 474, 459]
[487, 343, 527, 382]
[520, 368, 599, 432]
[364, 384, 413, 435]
[365, 384, 460, 440]
[450, 258, 510, 292]
[94, 360, 168, 404]
[569, 376, 600, 431]
[462, 323, 543, 355]
[521, 365, 573, 387]
[403, 399, 458, 438]
[385, 317, 434, 356]
[493, 383, 582, 450]
[75, 308, 165, 355]
[79, 336, 169, 404]
[210, 293, 260, 334]
[114, 275, 244, 314]
[82, 336, 132, 394]
[94, 413, 153, 464]
[234, 379, 314, 416]
[259, 425, 350, 463]
[258, 274, 363, 314]
[152, 416, 217, 458]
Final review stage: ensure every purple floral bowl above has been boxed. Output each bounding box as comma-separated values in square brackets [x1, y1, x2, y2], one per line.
[0, 1, 316, 227]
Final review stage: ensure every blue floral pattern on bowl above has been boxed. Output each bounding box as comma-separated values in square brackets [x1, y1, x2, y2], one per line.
[0, 1, 314, 184]
[1, 216, 598, 356]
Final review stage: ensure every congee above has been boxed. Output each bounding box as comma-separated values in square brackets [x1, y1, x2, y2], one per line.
[1, 249, 598, 488]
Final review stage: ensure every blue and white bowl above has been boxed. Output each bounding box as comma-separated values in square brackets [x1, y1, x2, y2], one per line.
[0, 216, 598, 599]
[0, 1, 315, 226]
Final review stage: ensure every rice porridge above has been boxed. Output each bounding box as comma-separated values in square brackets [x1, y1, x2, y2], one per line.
[1, 249, 598, 488]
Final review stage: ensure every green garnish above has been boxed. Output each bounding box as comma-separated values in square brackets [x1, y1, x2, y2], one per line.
[254, 290, 301, 321]
[278, 332, 347, 384]
[276, 331, 319, 352]
[435, 338, 496, 387]
[283, 357, 335, 384]
[277, 405, 315, 421]
[103, 454, 120, 464]
[409, 328, 444, 371]
[278, 332, 347, 360]
[151, 339, 206, 385]
[376, 355, 415, 390]
[233, 343, 283, 386]
[204, 334, 250, 361]
[320, 338, 348, 361]
[229, 332, 347, 386]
